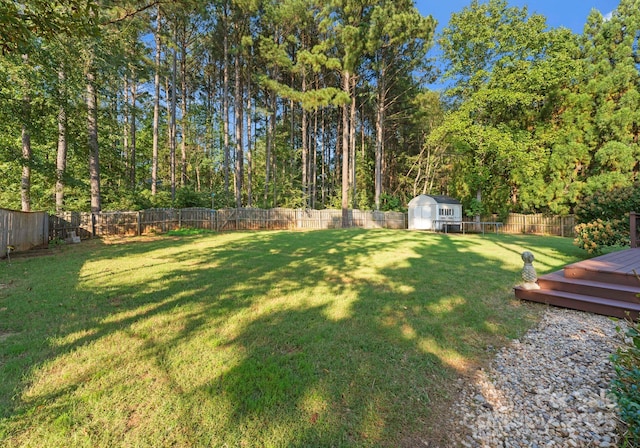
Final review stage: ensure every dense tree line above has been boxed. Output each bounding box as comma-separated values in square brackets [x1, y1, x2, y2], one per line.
[434, 0, 639, 218]
[0, 0, 638, 223]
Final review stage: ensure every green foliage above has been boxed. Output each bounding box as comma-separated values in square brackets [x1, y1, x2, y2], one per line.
[464, 198, 485, 218]
[573, 219, 627, 254]
[378, 192, 402, 212]
[0, 0, 98, 54]
[434, 0, 559, 215]
[174, 187, 211, 209]
[210, 190, 235, 209]
[611, 321, 640, 446]
[573, 184, 640, 253]
[145, 190, 173, 209]
[575, 184, 640, 224]
[103, 191, 152, 211]
[548, 1, 640, 213]
[1, 0, 638, 224]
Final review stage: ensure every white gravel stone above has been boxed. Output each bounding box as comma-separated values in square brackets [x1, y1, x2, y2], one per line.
[450, 308, 628, 447]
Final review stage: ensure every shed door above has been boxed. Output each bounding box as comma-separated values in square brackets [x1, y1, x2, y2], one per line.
[415, 206, 432, 230]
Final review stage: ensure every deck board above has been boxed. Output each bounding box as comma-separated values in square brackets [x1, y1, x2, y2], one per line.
[567, 248, 640, 276]
[516, 247, 640, 319]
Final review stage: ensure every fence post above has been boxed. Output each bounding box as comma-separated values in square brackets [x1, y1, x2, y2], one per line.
[43, 213, 49, 246]
[137, 211, 142, 236]
[631, 212, 637, 248]
[91, 213, 96, 237]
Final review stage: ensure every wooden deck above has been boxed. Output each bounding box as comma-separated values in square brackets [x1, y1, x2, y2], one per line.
[515, 248, 640, 320]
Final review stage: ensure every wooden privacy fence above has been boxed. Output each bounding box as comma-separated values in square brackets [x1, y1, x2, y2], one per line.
[49, 208, 407, 238]
[0, 208, 49, 257]
[49, 209, 579, 241]
[496, 213, 576, 237]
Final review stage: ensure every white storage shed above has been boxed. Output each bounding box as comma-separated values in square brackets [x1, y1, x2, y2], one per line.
[408, 195, 463, 231]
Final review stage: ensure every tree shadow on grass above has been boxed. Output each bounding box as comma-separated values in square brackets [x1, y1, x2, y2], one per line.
[0, 230, 587, 446]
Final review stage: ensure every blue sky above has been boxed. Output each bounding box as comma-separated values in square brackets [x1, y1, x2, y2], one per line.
[414, 0, 620, 34]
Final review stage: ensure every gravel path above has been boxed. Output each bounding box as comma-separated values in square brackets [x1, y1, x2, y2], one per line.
[451, 308, 628, 447]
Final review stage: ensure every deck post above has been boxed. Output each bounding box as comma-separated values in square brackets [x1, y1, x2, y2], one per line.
[631, 212, 638, 248]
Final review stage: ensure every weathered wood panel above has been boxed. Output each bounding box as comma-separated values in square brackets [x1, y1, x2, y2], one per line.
[48, 208, 409, 239]
[1, 208, 48, 256]
[47, 209, 585, 240]
[497, 213, 576, 237]
[49, 212, 93, 240]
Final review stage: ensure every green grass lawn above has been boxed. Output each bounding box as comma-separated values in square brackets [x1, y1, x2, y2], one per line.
[0, 229, 589, 447]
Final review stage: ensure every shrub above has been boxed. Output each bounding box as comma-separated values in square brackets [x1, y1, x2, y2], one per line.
[103, 191, 152, 211]
[174, 187, 210, 208]
[575, 184, 640, 224]
[574, 218, 628, 254]
[379, 193, 403, 212]
[573, 183, 640, 253]
[611, 320, 640, 446]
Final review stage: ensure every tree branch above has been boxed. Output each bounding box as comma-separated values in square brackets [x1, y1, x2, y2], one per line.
[106, 1, 164, 25]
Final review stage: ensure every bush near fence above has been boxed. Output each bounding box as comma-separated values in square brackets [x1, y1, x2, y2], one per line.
[48, 209, 576, 241]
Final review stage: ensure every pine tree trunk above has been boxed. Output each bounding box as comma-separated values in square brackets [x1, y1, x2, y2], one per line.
[56, 69, 67, 212]
[130, 81, 137, 189]
[151, 8, 161, 196]
[222, 4, 230, 196]
[341, 71, 350, 227]
[123, 75, 130, 178]
[21, 54, 31, 212]
[350, 75, 357, 210]
[234, 32, 243, 208]
[246, 80, 252, 207]
[265, 90, 276, 206]
[375, 77, 384, 210]
[476, 188, 482, 224]
[301, 70, 308, 207]
[264, 99, 271, 206]
[170, 43, 177, 202]
[180, 33, 188, 187]
[87, 68, 101, 213]
[312, 106, 318, 209]
[321, 107, 326, 207]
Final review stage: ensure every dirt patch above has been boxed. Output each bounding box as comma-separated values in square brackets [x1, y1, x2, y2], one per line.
[7, 247, 62, 259]
[0, 332, 18, 342]
[101, 235, 167, 245]
[396, 373, 471, 447]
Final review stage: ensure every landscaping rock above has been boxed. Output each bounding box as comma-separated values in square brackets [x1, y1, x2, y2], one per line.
[450, 308, 627, 447]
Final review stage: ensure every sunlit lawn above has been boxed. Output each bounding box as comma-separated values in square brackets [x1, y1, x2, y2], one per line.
[0, 229, 589, 447]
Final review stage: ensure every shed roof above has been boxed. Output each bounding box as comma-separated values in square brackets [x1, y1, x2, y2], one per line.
[430, 195, 461, 205]
[408, 194, 461, 207]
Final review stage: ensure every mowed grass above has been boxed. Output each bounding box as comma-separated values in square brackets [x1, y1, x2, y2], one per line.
[0, 229, 589, 447]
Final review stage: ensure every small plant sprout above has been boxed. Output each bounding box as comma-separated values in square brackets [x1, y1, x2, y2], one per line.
[6, 245, 15, 262]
